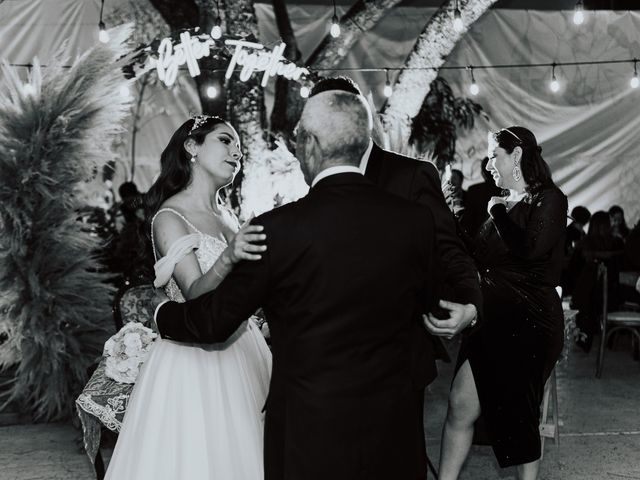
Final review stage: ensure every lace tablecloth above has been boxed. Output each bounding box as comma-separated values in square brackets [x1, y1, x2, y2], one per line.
[76, 360, 133, 464]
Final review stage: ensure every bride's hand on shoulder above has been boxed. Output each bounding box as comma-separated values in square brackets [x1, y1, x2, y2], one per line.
[226, 215, 267, 263]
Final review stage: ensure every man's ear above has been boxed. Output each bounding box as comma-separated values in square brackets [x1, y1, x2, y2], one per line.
[183, 138, 198, 157]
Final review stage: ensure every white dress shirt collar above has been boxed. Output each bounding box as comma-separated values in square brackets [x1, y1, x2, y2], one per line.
[311, 165, 363, 188]
[359, 138, 374, 173]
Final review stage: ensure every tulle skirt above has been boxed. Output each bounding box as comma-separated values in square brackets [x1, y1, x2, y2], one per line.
[105, 320, 271, 480]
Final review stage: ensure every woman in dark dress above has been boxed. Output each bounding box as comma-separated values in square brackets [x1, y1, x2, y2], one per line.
[438, 126, 567, 480]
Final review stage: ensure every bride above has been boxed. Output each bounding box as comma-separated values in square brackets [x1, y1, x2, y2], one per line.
[105, 115, 272, 479]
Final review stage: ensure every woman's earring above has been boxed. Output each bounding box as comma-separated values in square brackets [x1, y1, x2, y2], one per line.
[512, 165, 521, 182]
[190, 154, 197, 164]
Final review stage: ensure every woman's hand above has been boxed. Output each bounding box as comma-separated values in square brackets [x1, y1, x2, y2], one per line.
[487, 196, 507, 214]
[226, 217, 267, 263]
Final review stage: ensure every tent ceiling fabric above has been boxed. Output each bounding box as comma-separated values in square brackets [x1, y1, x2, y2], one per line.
[0, 0, 638, 222]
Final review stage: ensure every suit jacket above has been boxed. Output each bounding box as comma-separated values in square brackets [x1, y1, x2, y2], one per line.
[157, 173, 441, 480]
[365, 143, 483, 386]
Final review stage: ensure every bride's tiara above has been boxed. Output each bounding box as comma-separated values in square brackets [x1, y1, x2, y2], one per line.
[189, 114, 223, 135]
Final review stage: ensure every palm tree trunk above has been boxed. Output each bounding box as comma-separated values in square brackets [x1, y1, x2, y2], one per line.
[270, 0, 303, 135]
[382, 0, 498, 141]
[223, 0, 270, 218]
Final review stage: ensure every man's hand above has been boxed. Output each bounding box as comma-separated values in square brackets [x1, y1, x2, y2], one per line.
[423, 300, 477, 339]
[150, 288, 170, 332]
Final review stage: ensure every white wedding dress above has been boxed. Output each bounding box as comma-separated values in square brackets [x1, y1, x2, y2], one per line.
[105, 208, 272, 480]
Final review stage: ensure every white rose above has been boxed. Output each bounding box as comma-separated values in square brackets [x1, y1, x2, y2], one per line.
[123, 333, 142, 350]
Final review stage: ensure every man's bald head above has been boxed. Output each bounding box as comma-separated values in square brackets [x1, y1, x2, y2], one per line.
[299, 90, 371, 161]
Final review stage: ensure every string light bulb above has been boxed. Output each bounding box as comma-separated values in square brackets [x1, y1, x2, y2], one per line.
[211, 17, 222, 40]
[206, 85, 218, 98]
[468, 66, 479, 96]
[98, 0, 109, 43]
[549, 64, 560, 93]
[631, 60, 639, 89]
[330, 17, 340, 38]
[300, 86, 310, 98]
[573, 0, 585, 25]
[383, 69, 393, 98]
[330, 0, 340, 38]
[453, 1, 464, 32]
[211, 0, 222, 39]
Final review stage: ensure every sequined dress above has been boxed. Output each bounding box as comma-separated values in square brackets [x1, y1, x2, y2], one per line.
[105, 208, 272, 480]
[457, 186, 567, 467]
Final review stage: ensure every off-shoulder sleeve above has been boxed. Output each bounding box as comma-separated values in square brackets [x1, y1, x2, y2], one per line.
[489, 188, 567, 259]
[153, 233, 201, 288]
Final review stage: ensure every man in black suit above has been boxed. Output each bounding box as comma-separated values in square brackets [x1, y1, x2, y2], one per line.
[309, 77, 482, 474]
[155, 91, 446, 480]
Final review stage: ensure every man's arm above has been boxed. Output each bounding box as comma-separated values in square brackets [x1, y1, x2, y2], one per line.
[155, 240, 270, 344]
[412, 161, 483, 320]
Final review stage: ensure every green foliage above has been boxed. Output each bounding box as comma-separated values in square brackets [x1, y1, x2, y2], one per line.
[410, 76, 487, 170]
[0, 26, 135, 421]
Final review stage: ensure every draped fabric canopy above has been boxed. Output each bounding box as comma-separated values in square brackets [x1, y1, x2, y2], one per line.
[1, 0, 638, 223]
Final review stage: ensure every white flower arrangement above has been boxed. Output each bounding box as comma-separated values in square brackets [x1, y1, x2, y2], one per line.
[103, 322, 157, 384]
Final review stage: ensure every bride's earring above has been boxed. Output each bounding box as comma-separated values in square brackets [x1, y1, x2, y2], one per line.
[190, 153, 197, 164]
[512, 164, 521, 182]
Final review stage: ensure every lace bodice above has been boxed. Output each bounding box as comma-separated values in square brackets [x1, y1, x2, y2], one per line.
[151, 208, 230, 303]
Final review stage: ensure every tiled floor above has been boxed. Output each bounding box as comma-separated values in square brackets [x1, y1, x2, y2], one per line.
[0, 341, 638, 480]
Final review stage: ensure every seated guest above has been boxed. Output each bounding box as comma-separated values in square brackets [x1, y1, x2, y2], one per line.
[609, 205, 630, 242]
[571, 211, 624, 351]
[460, 157, 503, 236]
[560, 206, 591, 295]
[620, 221, 640, 305]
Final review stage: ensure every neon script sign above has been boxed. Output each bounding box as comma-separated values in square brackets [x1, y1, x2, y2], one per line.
[152, 31, 309, 88]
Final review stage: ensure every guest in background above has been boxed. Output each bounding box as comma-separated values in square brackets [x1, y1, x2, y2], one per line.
[436, 126, 567, 480]
[450, 168, 466, 207]
[571, 211, 625, 352]
[609, 205, 630, 241]
[561, 206, 592, 296]
[620, 221, 640, 305]
[460, 157, 503, 237]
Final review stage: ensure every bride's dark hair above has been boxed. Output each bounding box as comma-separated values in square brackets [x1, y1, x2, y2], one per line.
[134, 116, 230, 278]
[144, 116, 228, 220]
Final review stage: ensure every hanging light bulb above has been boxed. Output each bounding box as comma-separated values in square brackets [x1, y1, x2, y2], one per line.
[330, 15, 341, 38]
[549, 64, 560, 93]
[300, 86, 310, 98]
[329, 0, 340, 38]
[98, 0, 109, 43]
[206, 85, 218, 98]
[573, 0, 585, 25]
[453, 1, 464, 32]
[98, 21, 109, 43]
[468, 66, 479, 96]
[631, 60, 639, 89]
[383, 69, 393, 98]
[211, 16, 222, 40]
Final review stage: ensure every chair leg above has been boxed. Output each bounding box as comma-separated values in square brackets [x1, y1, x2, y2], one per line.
[596, 331, 607, 378]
